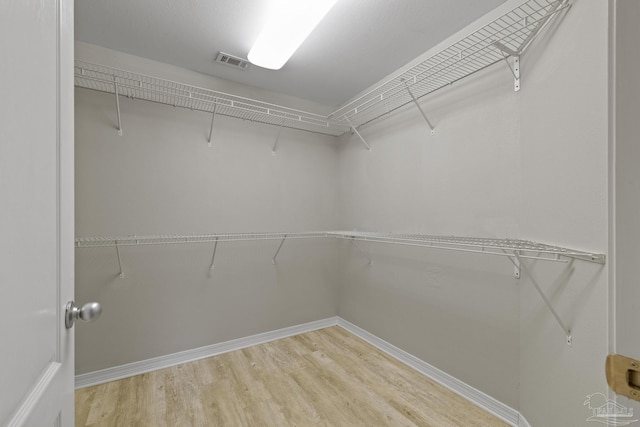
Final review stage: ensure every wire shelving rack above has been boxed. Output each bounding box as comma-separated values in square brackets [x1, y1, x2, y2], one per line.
[74, 61, 350, 137]
[329, 0, 569, 130]
[75, 230, 604, 266]
[74, 0, 569, 141]
[74, 231, 329, 248]
[330, 231, 604, 264]
[75, 230, 604, 346]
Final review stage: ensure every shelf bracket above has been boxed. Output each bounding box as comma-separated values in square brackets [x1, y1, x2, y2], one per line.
[209, 237, 219, 271]
[207, 104, 217, 147]
[345, 117, 371, 151]
[402, 80, 435, 134]
[502, 250, 521, 279]
[113, 78, 123, 136]
[516, 255, 572, 346]
[493, 43, 521, 92]
[272, 234, 287, 264]
[272, 122, 285, 154]
[351, 239, 372, 266]
[115, 242, 124, 279]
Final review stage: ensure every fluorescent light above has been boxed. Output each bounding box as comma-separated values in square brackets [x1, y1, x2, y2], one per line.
[248, 0, 338, 70]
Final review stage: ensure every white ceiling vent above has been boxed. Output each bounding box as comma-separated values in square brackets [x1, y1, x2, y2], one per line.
[216, 52, 249, 70]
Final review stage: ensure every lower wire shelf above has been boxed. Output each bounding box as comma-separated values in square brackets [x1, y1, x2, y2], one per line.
[76, 230, 604, 346]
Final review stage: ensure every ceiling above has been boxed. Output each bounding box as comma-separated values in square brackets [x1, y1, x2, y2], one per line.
[75, 0, 506, 108]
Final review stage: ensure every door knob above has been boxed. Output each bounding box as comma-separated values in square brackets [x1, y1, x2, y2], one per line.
[65, 301, 102, 329]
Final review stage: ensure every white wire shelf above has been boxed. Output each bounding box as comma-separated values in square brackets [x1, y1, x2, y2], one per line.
[328, 0, 570, 129]
[74, 61, 350, 137]
[74, 0, 569, 142]
[330, 231, 605, 264]
[74, 231, 330, 248]
[76, 230, 603, 346]
[75, 230, 604, 265]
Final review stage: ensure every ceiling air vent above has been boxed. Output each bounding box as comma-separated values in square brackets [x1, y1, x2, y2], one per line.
[216, 52, 249, 70]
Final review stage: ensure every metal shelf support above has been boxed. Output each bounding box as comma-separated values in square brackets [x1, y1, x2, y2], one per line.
[113, 78, 123, 136]
[272, 122, 284, 154]
[351, 239, 372, 266]
[502, 249, 521, 278]
[516, 255, 572, 346]
[209, 237, 219, 270]
[115, 243, 124, 278]
[345, 117, 371, 151]
[493, 42, 521, 92]
[403, 80, 435, 134]
[272, 234, 287, 264]
[207, 104, 217, 147]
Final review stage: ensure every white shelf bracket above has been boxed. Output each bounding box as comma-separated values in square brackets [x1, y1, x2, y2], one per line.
[272, 234, 287, 264]
[516, 255, 572, 346]
[351, 239, 372, 266]
[402, 80, 435, 134]
[209, 237, 219, 271]
[502, 250, 521, 279]
[493, 42, 521, 92]
[113, 78, 123, 136]
[272, 122, 285, 154]
[115, 243, 124, 279]
[207, 104, 217, 147]
[511, 56, 520, 92]
[345, 117, 371, 151]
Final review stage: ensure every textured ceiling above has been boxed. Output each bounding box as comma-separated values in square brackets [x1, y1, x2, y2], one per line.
[75, 0, 506, 107]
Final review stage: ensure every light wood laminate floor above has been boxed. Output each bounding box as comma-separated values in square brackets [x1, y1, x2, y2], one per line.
[76, 326, 509, 426]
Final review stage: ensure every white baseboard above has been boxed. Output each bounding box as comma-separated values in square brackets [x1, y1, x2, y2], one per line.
[336, 318, 522, 427]
[76, 316, 527, 426]
[518, 414, 532, 427]
[75, 316, 340, 389]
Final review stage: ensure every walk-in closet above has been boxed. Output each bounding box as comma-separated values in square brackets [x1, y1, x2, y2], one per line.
[4, 0, 640, 426]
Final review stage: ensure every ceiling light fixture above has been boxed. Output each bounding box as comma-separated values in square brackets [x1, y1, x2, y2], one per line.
[248, 0, 338, 70]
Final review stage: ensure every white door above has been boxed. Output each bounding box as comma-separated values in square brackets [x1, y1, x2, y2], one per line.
[0, 0, 76, 425]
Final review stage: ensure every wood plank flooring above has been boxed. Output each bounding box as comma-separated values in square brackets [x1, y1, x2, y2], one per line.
[75, 326, 509, 426]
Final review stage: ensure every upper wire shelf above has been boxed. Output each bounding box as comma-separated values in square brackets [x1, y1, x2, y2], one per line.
[330, 231, 605, 264]
[75, 230, 604, 265]
[74, 61, 350, 137]
[328, 0, 569, 128]
[75, 231, 330, 248]
[74, 0, 569, 140]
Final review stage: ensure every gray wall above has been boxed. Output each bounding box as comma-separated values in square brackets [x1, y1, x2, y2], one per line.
[336, 0, 610, 422]
[517, 1, 610, 425]
[335, 63, 521, 409]
[74, 46, 341, 374]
